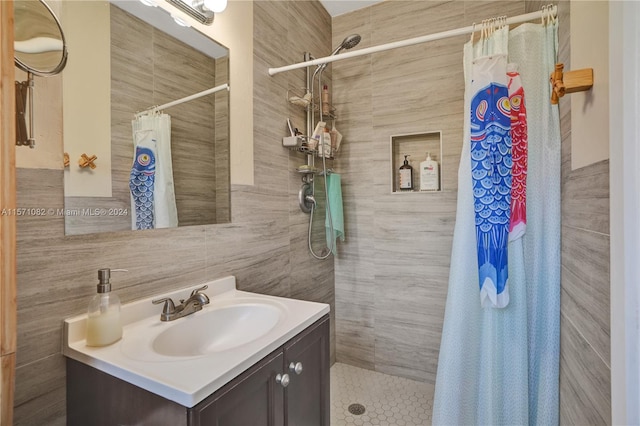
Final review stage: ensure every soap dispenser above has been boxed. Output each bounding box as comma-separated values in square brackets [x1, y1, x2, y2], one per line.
[86, 268, 126, 347]
[399, 155, 413, 191]
[419, 152, 440, 191]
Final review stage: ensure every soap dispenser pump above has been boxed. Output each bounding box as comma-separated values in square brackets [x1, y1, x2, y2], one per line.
[86, 268, 127, 347]
[399, 154, 413, 191]
[419, 152, 440, 191]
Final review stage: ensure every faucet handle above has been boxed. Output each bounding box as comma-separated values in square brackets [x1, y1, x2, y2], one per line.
[190, 285, 209, 297]
[152, 297, 176, 314]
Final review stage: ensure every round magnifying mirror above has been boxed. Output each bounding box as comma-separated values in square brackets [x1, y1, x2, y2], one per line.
[14, 0, 68, 76]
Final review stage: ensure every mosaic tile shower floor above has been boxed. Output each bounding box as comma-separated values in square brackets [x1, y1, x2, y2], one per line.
[330, 363, 435, 426]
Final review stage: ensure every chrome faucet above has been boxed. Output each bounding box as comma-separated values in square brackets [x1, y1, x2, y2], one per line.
[152, 285, 210, 321]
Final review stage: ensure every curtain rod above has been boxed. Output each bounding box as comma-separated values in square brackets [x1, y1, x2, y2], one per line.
[135, 83, 230, 118]
[268, 6, 557, 76]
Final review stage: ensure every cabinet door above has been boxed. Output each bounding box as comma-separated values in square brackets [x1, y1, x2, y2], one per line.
[283, 315, 330, 426]
[190, 351, 285, 426]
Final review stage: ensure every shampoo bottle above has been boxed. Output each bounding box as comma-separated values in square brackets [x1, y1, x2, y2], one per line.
[419, 152, 440, 191]
[399, 155, 413, 191]
[321, 127, 332, 158]
[321, 84, 331, 116]
[86, 268, 125, 347]
[309, 121, 326, 151]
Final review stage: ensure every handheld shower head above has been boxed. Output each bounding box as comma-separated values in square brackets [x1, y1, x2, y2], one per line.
[341, 34, 362, 50]
[331, 34, 362, 55]
[315, 34, 362, 74]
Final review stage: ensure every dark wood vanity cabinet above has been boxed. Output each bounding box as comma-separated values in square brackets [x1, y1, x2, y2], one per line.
[67, 315, 329, 426]
[189, 314, 329, 426]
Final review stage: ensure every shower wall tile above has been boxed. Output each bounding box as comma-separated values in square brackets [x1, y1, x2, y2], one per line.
[14, 1, 335, 424]
[561, 159, 609, 235]
[561, 221, 610, 367]
[333, 1, 524, 383]
[464, 0, 527, 24]
[559, 312, 611, 425]
[546, 0, 612, 423]
[370, 1, 465, 43]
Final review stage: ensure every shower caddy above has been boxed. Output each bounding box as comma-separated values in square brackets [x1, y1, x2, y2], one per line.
[284, 52, 338, 260]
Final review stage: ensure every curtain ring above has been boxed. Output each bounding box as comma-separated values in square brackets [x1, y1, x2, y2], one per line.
[550, 5, 558, 24]
[470, 22, 476, 43]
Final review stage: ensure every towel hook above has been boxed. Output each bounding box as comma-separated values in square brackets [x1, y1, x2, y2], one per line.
[78, 153, 98, 169]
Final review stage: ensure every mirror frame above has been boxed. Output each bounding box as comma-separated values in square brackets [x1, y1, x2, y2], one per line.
[14, 0, 68, 77]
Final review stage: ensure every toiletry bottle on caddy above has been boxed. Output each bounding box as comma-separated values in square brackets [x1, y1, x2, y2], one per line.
[321, 85, 331, 116]
[309, 121, 326, 151]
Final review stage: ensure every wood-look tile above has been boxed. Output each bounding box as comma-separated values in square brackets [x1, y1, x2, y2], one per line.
[205, 221, 291, 297]
[463, 0, 526, 23]
[335, 318, 375, 370]
[561, 227, 610, 364]
[370, 1, 465, 44]
[14, 355, 66, 426]
[559, 312, 611, 425]
[15, 2, 337, 425]
[562, 159, 609, 235]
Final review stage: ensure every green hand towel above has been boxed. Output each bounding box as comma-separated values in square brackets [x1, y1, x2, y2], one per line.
[325, 173, 345, 255]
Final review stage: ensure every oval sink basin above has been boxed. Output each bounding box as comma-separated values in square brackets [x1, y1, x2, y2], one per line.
[151, 303, 283, 357]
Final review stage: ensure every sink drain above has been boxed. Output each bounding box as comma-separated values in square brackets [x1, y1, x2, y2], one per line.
[348, 403, 366, 415]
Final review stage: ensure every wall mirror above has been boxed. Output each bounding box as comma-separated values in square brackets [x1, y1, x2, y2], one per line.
[14, 0, 68, 148]
[62, 0, 230, 236]
[14, 0, 68, 75]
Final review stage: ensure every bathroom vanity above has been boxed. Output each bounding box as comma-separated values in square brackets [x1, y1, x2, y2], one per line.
[64, 276, 330, 425]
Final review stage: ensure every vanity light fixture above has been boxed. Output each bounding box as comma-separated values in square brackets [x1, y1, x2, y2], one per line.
[165, 0, 214, 25]
[170, 13, 191, 27]
[203, 0, 227, 13]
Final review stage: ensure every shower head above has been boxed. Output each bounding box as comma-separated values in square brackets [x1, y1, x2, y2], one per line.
[315, 34, 362, 74]
[331, 34, 362, 55]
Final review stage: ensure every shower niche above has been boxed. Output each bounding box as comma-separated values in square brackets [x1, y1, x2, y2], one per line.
[390, 131, 443, 193]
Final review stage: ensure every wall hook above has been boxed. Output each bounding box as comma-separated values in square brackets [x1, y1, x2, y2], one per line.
[550, 63, 594, 105]
[78, 154, 98, 169]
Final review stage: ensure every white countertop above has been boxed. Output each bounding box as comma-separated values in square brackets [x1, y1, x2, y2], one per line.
[63, 276, 330, 408]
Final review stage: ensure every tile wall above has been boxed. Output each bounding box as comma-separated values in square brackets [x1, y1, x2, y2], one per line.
[11, 0, 613, 424]
[12, 1, 334, 424]
[538, 0, 612, 423]
[332, 0, 527, 384]
[334, 0, 612, 423]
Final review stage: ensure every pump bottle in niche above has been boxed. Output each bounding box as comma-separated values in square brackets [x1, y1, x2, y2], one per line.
[399, 155, 413, 191]
[419, 152, 440, 191]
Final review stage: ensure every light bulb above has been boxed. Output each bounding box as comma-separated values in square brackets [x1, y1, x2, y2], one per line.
[203, 0, 227, 13]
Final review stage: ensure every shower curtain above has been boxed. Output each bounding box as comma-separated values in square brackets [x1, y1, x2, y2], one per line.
[130, 113, 178, 230]
[432, 19, 560, 426]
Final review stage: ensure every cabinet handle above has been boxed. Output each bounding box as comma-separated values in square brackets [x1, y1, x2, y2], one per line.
[275, 373, 290, 388]
[289, 362, 303, 375]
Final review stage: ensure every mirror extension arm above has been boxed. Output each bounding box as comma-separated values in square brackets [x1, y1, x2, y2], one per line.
[15, 72, 35, 148]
